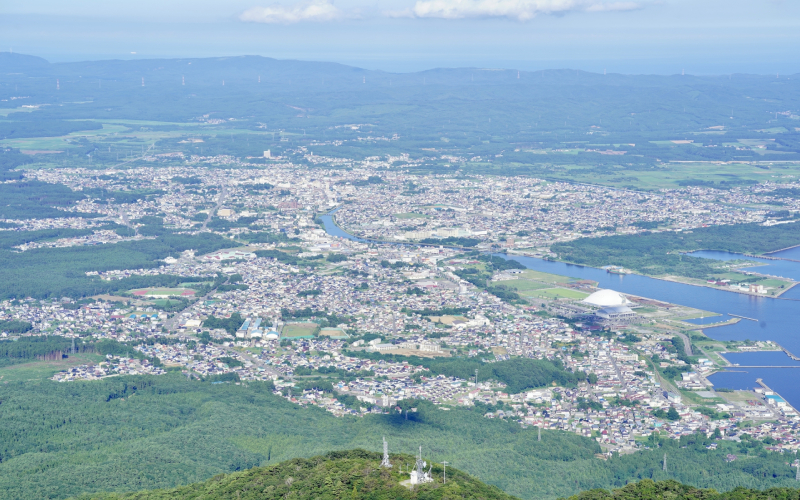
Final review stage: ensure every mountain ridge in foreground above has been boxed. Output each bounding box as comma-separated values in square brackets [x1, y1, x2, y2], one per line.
[75, 449, 518, 500]
[71, 449, 800, 500]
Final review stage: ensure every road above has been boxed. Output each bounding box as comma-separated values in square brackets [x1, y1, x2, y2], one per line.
[675, 332, 693, 357]
[201, 184, 228, 231]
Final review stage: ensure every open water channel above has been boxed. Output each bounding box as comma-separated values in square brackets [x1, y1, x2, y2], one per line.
[319, 213, 800, 406]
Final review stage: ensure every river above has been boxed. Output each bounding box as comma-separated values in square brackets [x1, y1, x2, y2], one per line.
[320, 212, 800, 406]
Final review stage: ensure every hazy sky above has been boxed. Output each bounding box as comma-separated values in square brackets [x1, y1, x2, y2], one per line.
[1, 0, 799, 74]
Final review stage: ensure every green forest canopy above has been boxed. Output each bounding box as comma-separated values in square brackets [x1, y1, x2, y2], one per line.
[551, 222, 800, 278]
[80, 449, 518, 500]
[0, 373, 798, 499]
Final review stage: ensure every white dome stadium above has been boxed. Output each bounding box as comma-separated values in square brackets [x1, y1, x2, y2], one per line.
[582, 289, 632, 307]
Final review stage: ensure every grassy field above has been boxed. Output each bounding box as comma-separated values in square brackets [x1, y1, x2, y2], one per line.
[519, 270, 578, 283]
[0, 353, 103, 383]
[281, 323, 319, 338]
[81, 119, 208, 127]
[394, 212, 429, 219]
[501, 280, 553, 291]
[541, 162, 800, 190]
[522, 288, 590, 300]
[130, 288, 196, 297]
[0, 107, 37, 117]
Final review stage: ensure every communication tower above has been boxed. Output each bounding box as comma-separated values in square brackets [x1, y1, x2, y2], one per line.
[409, 446, 433, 485]
[380, 437, 392, 468]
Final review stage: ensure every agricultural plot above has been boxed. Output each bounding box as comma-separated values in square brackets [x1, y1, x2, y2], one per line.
[0, 353, 103, 383]
[541, 161, 800, 190]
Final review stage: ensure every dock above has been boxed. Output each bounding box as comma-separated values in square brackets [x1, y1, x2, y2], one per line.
[729, 313, 758, 322]
[731, 366, 800, 368]
[755, 378, 800, 416]
[774, 343, 800, 361]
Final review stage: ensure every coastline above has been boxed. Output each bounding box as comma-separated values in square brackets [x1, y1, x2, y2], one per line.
[659, 275, 798, 298]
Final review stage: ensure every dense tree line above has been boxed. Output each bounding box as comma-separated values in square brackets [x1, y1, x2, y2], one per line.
[203, 313, 245, 335]
[0, 373, 798, 499]
[0, 336, 159, 368]
[0, 233, 235, 299]
[347, 353, 585, 393]
[551, 222, 800, 278]
[567, 479, 800, 500]
[0, 180, 100, 219]
[0, 119, 101, 139]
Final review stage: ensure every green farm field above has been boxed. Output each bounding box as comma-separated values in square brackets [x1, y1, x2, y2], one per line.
[539, 162, 800, 190]
[0, 353, 103, 383]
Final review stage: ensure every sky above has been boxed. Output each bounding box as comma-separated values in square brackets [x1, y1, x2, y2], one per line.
[1, 0, 799, 74]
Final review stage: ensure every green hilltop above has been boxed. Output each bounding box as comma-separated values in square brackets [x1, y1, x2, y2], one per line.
[76, 449, 517, 500]
[73, 451, 800, 500]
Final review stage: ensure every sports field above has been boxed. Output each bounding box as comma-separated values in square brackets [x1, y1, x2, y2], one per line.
[281, 323, 319, 338]
[130, 288, 196, 297]
[520, 288, 590, 300]
[394, 212, 429, 219]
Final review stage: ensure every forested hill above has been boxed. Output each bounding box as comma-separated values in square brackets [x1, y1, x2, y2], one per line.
[77, 449, 518, 500]
[566, 479, 800, 500]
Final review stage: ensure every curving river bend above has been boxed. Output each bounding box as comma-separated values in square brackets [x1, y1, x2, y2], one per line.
[320, 212, 800, 405]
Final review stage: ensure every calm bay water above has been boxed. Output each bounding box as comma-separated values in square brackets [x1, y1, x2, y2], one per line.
[687, 250, 800, 282]
[768, 246, 800, 260]
[320, 213, 800, 406]
[720, 351, 800, 367]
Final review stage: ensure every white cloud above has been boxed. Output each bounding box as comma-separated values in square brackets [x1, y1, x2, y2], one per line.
[240, 1, 341, 24]
[399, 0, 641, 20]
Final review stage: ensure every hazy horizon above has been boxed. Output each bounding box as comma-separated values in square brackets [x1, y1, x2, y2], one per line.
[2, 0, 799, 75]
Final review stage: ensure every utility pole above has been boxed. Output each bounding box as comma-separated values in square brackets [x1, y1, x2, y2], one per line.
[538, 426, 541, 442]
[663, 453, 667, 472]
[442, 461, 449, 483]
[475, 369, 479, 386]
